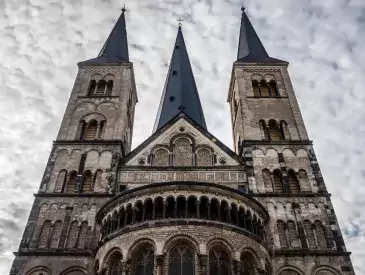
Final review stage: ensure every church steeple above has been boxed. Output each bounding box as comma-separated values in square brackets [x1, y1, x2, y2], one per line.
[237, 7, 286, 63]
[153, 25, 207, 132]
[80, 8, 129, 64]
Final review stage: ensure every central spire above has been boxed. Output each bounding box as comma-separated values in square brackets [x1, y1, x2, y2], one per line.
[153, 25, 207, 132]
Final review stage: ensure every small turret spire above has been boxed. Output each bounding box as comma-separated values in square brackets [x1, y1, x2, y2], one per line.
[237, 7, 286, 63]
[153, 25, 207, 132]
[80, 7, 130, 64]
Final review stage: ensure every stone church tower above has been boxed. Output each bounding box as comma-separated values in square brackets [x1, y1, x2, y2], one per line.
[11, 7, 355, 275]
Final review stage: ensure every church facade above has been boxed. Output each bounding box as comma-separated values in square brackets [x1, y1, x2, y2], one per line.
[10, 7, 355, 275]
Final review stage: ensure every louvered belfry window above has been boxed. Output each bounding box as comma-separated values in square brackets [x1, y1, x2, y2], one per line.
[169, 245, 195, 275]
[268, 120, 281, 141]
[84, 120, 98, 140]
[81, 171, 92, 193]
[288, 171, 300, 193]
[65, 171, 77, 193]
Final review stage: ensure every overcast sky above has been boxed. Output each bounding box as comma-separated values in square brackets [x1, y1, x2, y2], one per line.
[1, 0, 365, 273]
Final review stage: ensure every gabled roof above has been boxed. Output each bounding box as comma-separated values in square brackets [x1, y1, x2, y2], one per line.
[79, 9, 130, 65]
[123, 113, 243, 166]
[153, 26, 207, 132]
[237, 7, 287, 64]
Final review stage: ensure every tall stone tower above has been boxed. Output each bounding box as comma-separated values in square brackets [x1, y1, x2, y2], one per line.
[11, 8, 355, 275]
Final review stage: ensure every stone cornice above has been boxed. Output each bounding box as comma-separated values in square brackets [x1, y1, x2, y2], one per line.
[13, 251, 94, 257]
[242, 140, 313, 146]
[34, 193, 113, 198]
[250, 193, 331, 198]
[272, 249, 351, 257]
[53, 140, 124, 145]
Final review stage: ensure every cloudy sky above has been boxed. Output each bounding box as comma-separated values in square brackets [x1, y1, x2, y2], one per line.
[1, 0, 365, 273]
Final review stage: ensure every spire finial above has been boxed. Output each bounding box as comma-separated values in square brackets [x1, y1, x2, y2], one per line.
[122, 3, 126, 13]
[241, 4, 245, 12]
[177, 17, 184, 28]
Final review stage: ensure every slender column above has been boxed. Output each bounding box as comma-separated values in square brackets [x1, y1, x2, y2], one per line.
[142, 205, 146, 221]
[132, 208, 136, 224]
[174, 200, 177, 218]
[185, 201, 189, 218]
[228, 207, 231, 223]
[152, 203, 156, 220]
[96, 123, 101, 139]
[207, 203, 211, 220]
[198, 254, 208, 275]
[156, 255, 164, 275]
[124, 212, 128, 226]
[74, 225, 82, 248]
[233, 260, 241, 275]
[196, 201, 200, 218]
[163, 201, 167, 219]
[121, 260, 130, 275]
[235, 211, 239, 226]
[218, 205, 221, 221]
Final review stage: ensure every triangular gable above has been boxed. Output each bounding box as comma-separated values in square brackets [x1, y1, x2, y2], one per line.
[124, 114, 243, 166]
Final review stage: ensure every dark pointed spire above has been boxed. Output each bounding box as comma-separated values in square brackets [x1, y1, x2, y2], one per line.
[80, 8, 129, 64]
[237, 7, 286, 63]
[153, 25, 207, 132]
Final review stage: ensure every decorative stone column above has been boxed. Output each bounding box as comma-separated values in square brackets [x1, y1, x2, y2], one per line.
[198, 254, 208, 275]
[156, 254, 164, 275]
[121, 260, 130, 275]
[233, 260, 241, 275]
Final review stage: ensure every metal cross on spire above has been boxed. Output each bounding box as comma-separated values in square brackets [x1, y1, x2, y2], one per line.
[177, 17, 184, 27]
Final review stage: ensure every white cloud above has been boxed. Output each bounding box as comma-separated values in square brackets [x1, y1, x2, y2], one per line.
[0, 0, 364, 273]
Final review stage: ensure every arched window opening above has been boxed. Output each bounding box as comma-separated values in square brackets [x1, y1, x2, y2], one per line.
[153, 149, 170, 166]
[134, 246, 155, 275]
[88, 80, 97, 95]
[110, 252, 123, 275]
[269, 80, 279, 97]
[65, 171, 77, 193]
[273, 170, 284, 193]
[268, 120, 282, 141]
[106, 80, 113, 95]
[262, 169, 273, 192]
[240, 253, 255, 275]
[287, 220, 300, 248]
[230, 204, 238, 226]
[259, 120, 269, 140]
[166, 197, 175, 218]
[210, 199, 220, 221]
[135, 202, 143, 223]
[85, 120, 98, 140]
[78, 120, 86, 140]
[76, 221, 88, 249]
[199, 197, 209, 219]
[154, 197, 164, 219]
[169, 244, 195, 275]
[209, 248, 230, 275]
[97, 120, 106, 139]
[50, 220, 62, 249]
[173, 138, 193, 166]
[97, 80, 107, 94]
[196, 148, 213, 166]
[277, 220, 288, 248]
[125, 205, 133, 225]
[176, 197, 187, 218]
[144, 199, 153, 221]
[288, 170, 300, 193]
[260, 80, 269, 96]
[81, 171, 92, 193]
[315, 221, 328, 249]
[38, 220, 51, 248]
[303, 220, 316, 249]
[66, 221, 79, 249]
[187, 197, 197, 218]
[279, 121, 290, 140]
[252, 80, 260, 97]
[220, 201, 229, 223]
[55, 170, 67, 193]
